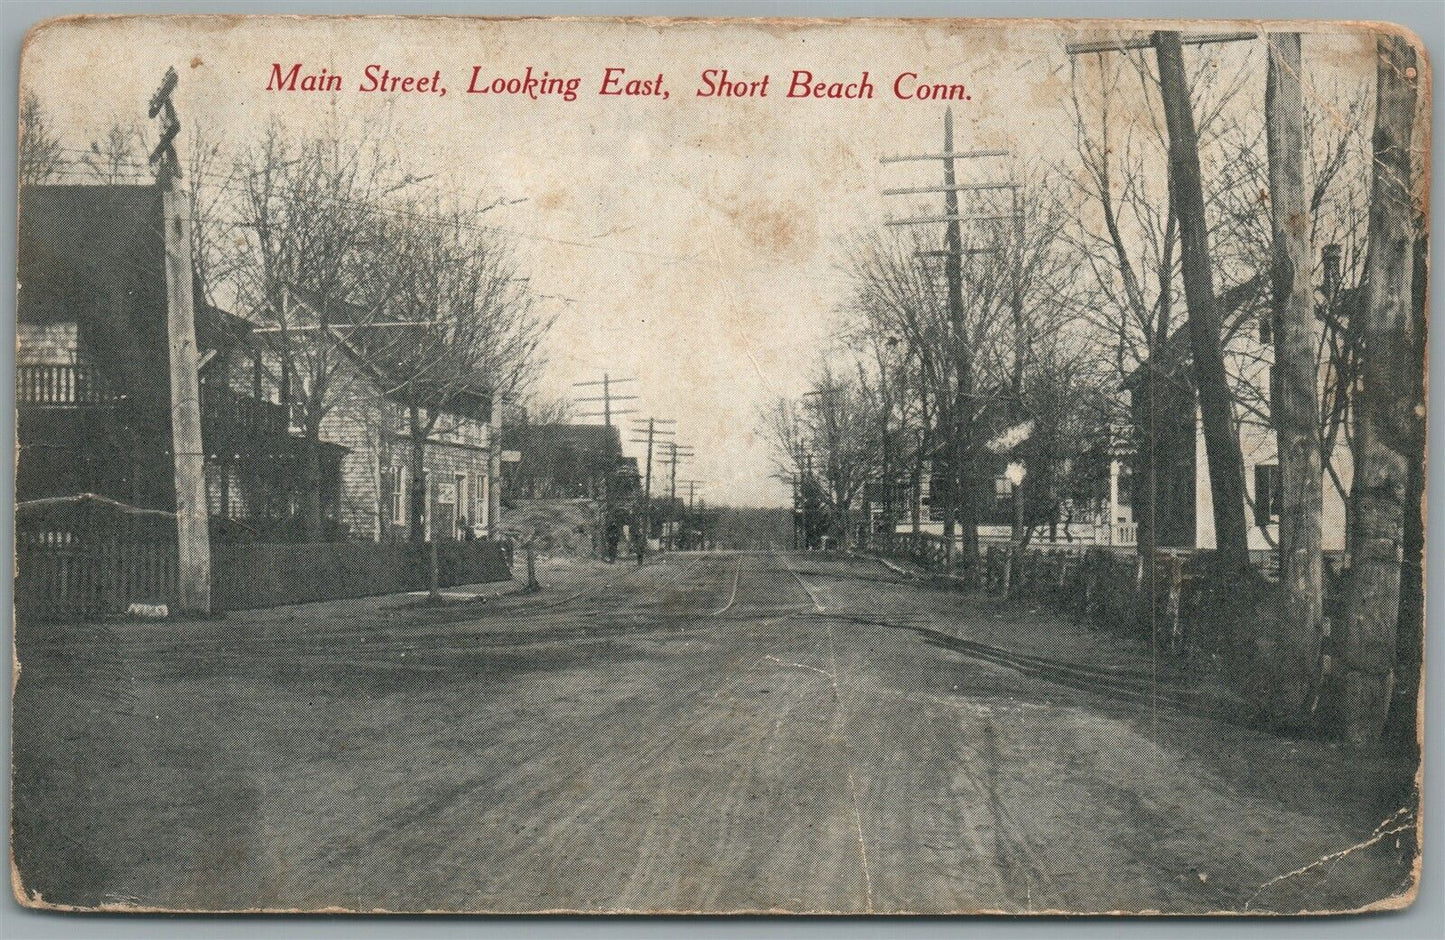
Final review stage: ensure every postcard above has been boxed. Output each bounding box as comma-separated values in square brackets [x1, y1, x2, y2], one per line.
[11, 14, 1427, 914]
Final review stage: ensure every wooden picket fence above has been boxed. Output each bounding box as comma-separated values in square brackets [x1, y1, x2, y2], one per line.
[883, 531, 961, 572]
[14, 496, 179, 619]
[14, 496, 513, 620]
[873, 534, 1220, 651]
[980, 544, 1200, 649]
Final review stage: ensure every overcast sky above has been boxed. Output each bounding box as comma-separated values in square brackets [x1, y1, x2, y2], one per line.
[22, 16, 1380, 505]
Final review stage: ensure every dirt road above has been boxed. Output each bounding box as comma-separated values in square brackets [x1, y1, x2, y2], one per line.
[11, 552, 1417, 913]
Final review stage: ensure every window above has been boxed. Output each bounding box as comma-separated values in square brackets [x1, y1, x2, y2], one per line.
[389, 466, 407, 527]
[994, 475, 1012, 500]
[1253, 463, 1283, 525]
[454, 473, 468, 529]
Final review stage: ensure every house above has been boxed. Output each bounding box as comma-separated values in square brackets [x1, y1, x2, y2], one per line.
[501, 423, 630, 501]
[17, 184, 501, 546]
[16, 184, 340, 537]
[1125, 253, 1354, 555]
[875, 451, 1115, 547]
[332, 380, 496, 544]
[239, 287, 499, 544]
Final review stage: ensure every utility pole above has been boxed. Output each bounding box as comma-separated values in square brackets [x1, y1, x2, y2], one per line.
[1154, 31, 1251, 577]
[574, 373, 638, 427]
[488, 395, 503, 540]
[575, 373, 638, 553]
[665, 441, 694, 551]
[882, 108, 1016, 573]
[1065, 29, 1256, 577]
[150, 66, 210, 615]
[629, 417, 674, 557]
[1264, 31, 1323, 731]
[679, 479, 702, 549]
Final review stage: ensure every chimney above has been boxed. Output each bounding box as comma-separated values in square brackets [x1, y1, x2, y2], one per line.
[1322, 243, 1342, 299]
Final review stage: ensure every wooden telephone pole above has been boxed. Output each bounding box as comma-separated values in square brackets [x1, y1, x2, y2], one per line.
[1066, 30, 1255, 576]
[576, 373, 638, 534]
[1068, 29, 1343, 730]
[883, 108, 1016, 572]
[630, 417, 675, 556]
[665, 442, 694, 550]
[678, 479, 702, 549]
[1264, 31, 1324, 730]
[150, 67, 211, 615]
[574, 373, 638, 427]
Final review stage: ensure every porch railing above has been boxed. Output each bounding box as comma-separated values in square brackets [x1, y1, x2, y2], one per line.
[16, 364, 115, 406]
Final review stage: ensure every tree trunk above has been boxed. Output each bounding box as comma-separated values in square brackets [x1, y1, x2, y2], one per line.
[1340, 33, 1420, 746]
[301, 418, 324, 542]
[955, 436, 980, 571]
[942, 107, 966, 575]
[408, 405, 428, 543]
[1010, 189, 1028, 546]
[427, 538, 441, 602]
[910, 432, 924, 536]
[1154, 31, 1252, 576]
[1389, 228, 1428, 745]
[1264, 33, 1324, 729]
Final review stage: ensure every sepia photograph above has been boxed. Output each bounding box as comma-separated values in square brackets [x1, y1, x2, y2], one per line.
[8, 13, 1430, 915]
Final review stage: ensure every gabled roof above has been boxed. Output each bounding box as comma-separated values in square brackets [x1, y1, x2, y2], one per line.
[18, 184, 166, 324]
[20, 184, 254, 358]
[1121, 274, 1269, 392]
[510, 423, 624, 458]
[281, 283, 493, 421]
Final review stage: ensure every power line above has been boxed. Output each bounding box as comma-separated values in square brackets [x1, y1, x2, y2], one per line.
[41, 148, 871, 290]
[572, 373, 638, 427]
[46, 148, 693, 263]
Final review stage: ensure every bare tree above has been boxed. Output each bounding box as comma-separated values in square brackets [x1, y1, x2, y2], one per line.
[845, 165, 1086, 563]
[18, 91, 61, 186]
[1262, 32, 1323, 730]
[1209, 82, 1373, 542]
[81, 119, 144, 184]
[846, 228, 950, 540]
[762, 363, 880, 551]
[1006, 327, 1113, 548]
[185, 123, 233, 305]
[230, 121, 415, 541]
[1067, 43, 1263, 565]
[361, 199, 551, 542]
[1339, 33, 1422, 746]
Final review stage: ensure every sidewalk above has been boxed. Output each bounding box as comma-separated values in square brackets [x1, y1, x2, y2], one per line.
[26, 554, 633, 648]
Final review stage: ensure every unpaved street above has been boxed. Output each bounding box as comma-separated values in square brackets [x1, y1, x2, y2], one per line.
[12, 552, 1416, 913]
